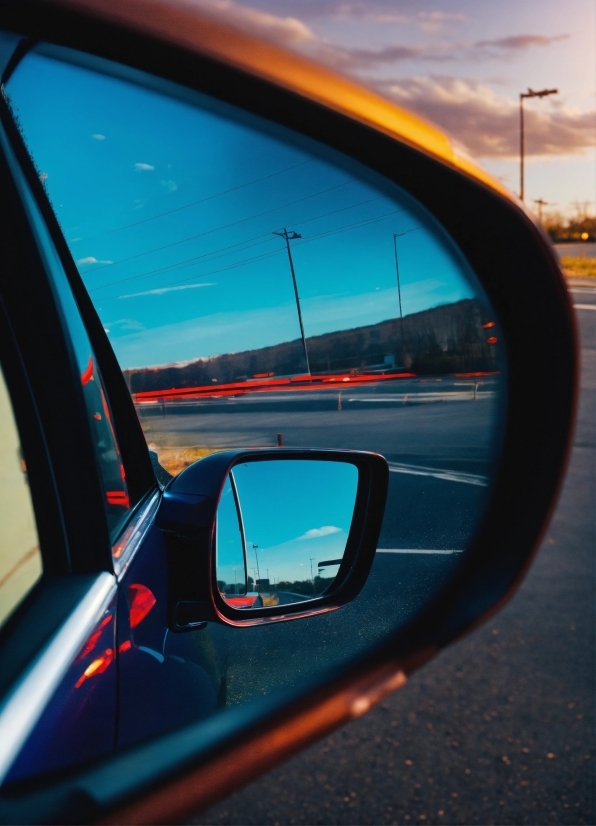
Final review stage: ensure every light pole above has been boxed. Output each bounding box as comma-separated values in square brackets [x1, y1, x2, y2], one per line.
[273, 228, 310, 375]
[310, 557, 315, 592]
[519, 88, 558, 202]
[393, 229, 422, 364]
[252, 544, 260, 584]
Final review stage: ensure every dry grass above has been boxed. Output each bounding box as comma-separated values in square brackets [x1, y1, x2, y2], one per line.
[150, 445, 224, 476]
[561, 256, 596, 279]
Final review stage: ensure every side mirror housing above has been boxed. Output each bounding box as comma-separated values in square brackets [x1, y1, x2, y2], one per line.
[157, 449, 388, 629]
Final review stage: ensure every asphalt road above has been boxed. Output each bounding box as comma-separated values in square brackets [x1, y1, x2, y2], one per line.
[144, 375, 506, 706]
[187, 279, 595, 826]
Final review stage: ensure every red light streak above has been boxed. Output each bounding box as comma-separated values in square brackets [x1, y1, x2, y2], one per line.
[132, 371, 418, 404]
[119, 639, 132, 653]
[128, 584, 157, 628]
[486, 336, 498, 345]
[482, 321, 496, 329]
[224, 595, 260, 608]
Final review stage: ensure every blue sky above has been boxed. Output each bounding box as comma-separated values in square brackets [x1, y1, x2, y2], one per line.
[216, 460, 358, 586]
[191, 0, 595, 217]
[9, 51, 480, 369]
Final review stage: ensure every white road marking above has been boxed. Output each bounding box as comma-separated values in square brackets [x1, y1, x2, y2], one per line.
[570, 288, 596, 294]
[573, 304, 596, 310]
[348, 391, 494, 403]
[377, 549, 463, 555]
[388, 461, 488, 486]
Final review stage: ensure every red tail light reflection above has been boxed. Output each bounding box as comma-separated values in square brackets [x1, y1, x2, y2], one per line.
[81, 356, 94, 385]
[106, 490, 131, 508]
[76, 615, 112, 662]
[75, 648, 114, 688]
[129, 584, 157, 628]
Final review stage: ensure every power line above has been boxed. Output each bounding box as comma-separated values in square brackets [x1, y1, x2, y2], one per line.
[97, 206, 406, 301]
[73, 159, 316, 241]
[83, 180, 355, 276]
[90, 193, 389, 294]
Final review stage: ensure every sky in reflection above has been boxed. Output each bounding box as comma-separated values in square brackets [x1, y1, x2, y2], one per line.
[9, 52, 477, 369]
[216, 460, 357, 586]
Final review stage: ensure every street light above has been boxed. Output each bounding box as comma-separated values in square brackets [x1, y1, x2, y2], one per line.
[519, 88, 558, 203]
[393, 228, 422, 364]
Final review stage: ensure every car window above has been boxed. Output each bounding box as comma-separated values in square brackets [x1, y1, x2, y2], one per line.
[0, 360, 41, 627]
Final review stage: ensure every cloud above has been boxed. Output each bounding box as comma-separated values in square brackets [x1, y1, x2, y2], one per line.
[91, 133, 106, 140]
[193, 0, 316, 47]
[134, 162, 155, 171]
[298, 525, 342, 540]
[160, 179, 178, 192]
[103, 318, 146, 332]
[77, 256, 114, 265]
[473, 34, 568, 52]
[378, 75, 596, 158]
[119, 282, 217, 298]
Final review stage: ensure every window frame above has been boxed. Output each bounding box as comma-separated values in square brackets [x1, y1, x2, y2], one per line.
[0, 40, 157, 523]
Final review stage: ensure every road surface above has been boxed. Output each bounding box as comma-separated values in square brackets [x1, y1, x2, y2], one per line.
[186, 279, 596, 825]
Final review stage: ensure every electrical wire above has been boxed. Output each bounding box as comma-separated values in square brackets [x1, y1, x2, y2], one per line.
[72, 159, 316, 241]
[83, 180, 355, 276]
[97, 207, 407, 301]
[90, 193, 389, 293]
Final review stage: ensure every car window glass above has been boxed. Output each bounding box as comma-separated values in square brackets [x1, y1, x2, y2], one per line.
[6, 137, 132, 543]
[0, 361, 41, 627]
[5, 48, 507, 719]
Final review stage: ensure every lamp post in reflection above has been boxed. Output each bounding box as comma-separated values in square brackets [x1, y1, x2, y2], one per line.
[273, 228, 311, 375]
[519, 88, 558, 202]
[392, 228, 422, 365]
[310, 558, 316, 593]
[252, 544, 261, 586]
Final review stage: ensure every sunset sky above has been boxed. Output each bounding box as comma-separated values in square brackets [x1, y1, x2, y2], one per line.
[198, 0, 595, 219]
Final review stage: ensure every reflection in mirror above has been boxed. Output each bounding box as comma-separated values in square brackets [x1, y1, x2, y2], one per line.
[216, 460, 358, 609]
[8, 49, 507, 728]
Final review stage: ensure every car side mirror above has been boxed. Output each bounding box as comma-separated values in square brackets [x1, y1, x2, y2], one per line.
[156, 450, 388, 629]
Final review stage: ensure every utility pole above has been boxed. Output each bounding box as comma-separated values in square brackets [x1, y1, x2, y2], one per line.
[519, 88, 558, 202]
[310, 558, 316, 592]
[533, 198, 550, 223]
[273, 228, 310, 375]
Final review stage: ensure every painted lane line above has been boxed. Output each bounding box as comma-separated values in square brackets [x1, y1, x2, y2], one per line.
[573, 304, 596, 310]
[377, 549, 463, 555]
[388, 461, 488, 487]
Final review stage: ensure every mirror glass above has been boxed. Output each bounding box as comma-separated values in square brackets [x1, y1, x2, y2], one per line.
[6, 46, 508, 750]
[216, 459, 358, 608]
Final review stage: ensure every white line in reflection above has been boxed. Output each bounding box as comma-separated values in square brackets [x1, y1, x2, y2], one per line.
[573, 304, 596, 310]
[387, 462, 488, 486]
[377, 549, 463, 555]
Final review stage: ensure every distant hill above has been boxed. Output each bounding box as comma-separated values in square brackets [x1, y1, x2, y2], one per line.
[124, 298, 497, 393]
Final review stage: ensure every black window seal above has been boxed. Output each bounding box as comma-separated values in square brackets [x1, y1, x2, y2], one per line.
[0, 107, 113, 574]
[0, 43, 157, 511]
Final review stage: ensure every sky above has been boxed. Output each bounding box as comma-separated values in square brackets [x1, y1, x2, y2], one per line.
[192, 0, 595, 218]
[216, 459, 358, 587]
[8, 51, 481, 369]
